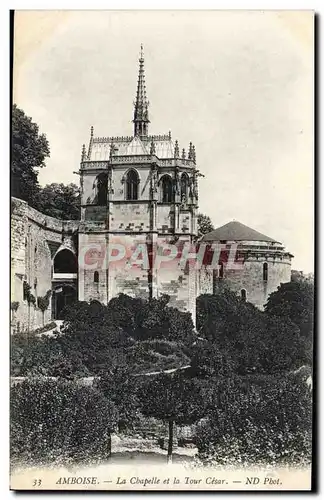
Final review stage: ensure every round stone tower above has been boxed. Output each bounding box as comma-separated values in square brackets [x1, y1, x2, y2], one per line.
[198, 220, 293, 309]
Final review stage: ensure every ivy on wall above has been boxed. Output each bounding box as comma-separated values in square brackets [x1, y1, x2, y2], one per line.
[23, 281, 36, 306]
[37, 290, 52, 313]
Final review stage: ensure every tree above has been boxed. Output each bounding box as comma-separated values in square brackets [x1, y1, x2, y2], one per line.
[291, 270, 314, 284]
[59, 301, 133, 374]
[37, 290, 52, 326]
[197, 213, 214, 238]
[138, 372, 206, 463]
[130, 295, 196, 345]
[264, 281, 314, 341]
[196, 290, 305, 375]
[11, 104, 50, 205]
[195, 374, 312, 467]
[37, 183, 80, 220]
[97, 366, 141, 433]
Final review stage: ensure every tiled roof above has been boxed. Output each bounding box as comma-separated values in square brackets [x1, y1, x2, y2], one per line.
[201, 221, 279, 243]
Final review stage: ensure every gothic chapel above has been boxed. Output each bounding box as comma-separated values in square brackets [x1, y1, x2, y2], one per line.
[78, 45, 200, 317]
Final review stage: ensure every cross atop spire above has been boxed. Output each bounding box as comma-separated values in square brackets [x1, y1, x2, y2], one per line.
[133, 44, 150, 137]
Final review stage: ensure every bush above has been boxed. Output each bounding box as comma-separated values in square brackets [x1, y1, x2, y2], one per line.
[196, 292, 306, 375]
[10, 334, 90, 378]
[195, 374, 312, 467]
[11, 379, 118, 466]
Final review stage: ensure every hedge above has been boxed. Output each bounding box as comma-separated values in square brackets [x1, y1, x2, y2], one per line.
[11, 378, 118, 467]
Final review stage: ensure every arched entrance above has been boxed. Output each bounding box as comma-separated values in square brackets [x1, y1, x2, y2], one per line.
[52, 248, 78, 319]
[52, 284, 77, 319]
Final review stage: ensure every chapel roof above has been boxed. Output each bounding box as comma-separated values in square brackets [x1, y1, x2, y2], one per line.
[89, 134, 175, 161]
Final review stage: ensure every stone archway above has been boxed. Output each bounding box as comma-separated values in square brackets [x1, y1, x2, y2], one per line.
[52, 283, 77, 320]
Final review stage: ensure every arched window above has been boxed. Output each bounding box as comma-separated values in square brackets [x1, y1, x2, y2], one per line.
[94, 271, 99, 283]
[263, 262, 268, 281]
[54, 249, 78, 273]
[161, 175, 173, 203]
[241, 289, 247, 301]
[126, 169, 139, 200]
[180, 173, 189, 201]
[96, 173, 108, 206]
[219, 262, 224, 279]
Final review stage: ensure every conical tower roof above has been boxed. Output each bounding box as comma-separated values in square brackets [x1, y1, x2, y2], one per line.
[201, 220, 279, 243]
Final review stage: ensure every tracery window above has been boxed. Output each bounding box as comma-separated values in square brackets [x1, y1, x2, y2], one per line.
[126, 169, 139, 200]
[96, 173, 108, 206]
[161, 175, 173, 203]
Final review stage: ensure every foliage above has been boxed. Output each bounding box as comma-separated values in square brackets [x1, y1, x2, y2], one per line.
[265, 281, 314, 341]
[139, 372, 205, 424]
[11, 378, 117, 466]
[11, 104, 50, 206]
[197, 213, 214, 238]
[195, 290, 306, 375]
[291, 270, 314, 284]
[125, 339, 191, 374]
[12, 104, 80, 221]
[37, 290, 52, 312]
[138, 372, 206, 461]
[195, 374, 312, 467]
[11, 301, 19, 312]
[59, 301, 133, 374]
[97, 366, 141, 432]
[23, 281, 36, 306]
[10, 333, 90, 378]
[131, 295, 196, 345]
[37, 182, 80, 220]
[10, 288, 313, 467]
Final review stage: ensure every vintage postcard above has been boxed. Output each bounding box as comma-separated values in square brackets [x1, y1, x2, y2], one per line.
[10, 10, 314, 491]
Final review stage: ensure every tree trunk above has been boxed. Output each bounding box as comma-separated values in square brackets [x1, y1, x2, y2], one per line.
[167, 420, 174, 464]
[107, 434, 112, 457]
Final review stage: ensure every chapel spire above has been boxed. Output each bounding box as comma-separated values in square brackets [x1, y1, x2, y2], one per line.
[133, 44, 150, 137]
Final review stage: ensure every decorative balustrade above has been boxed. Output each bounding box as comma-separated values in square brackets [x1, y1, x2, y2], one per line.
[81, 157, 195, 168]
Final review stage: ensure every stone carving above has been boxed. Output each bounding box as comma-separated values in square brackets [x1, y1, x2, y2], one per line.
[151, 166, 158, 193]
[107, 167, 114, 194]
[173, 168, 180, 195]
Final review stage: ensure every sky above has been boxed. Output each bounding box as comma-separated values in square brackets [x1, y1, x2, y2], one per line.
[13, 10, 314, 272]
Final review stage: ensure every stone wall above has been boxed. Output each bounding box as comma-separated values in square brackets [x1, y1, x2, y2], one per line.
[198, 252, 292, 310]
[111, 203, 151, 232]
[11, 198, 78, 332]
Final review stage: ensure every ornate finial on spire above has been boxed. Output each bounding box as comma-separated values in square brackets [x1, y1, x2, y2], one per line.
[192, 145, 196, 164]
[182, 148, 186, 160]
[174, 140, 179, 158]
[188, 142, 193, 160]
[150, 139, 156, 155]
[81, 144, 86, 162]
[87, 126, 94, 159]
[133, 45, 150, 137]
